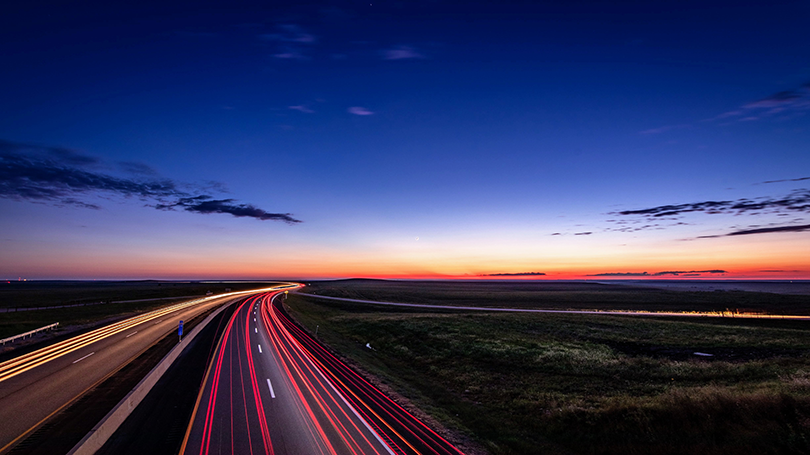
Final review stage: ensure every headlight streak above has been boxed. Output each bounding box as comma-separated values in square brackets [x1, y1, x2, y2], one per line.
[268, 295, 466, 455]
[0, 286, 290, 385]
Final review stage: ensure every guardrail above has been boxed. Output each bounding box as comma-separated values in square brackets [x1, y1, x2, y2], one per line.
[0, 323, 59, 345]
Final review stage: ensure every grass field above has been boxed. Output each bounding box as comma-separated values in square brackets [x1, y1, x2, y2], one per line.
[301, 279, 810, 315]
[287, 280, 810, 454]
[0, 281, 278, 340]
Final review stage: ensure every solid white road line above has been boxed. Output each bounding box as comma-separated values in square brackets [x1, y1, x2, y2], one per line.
[266, 379, 276, 398]
[72, 352, 95, 364]
[125, 331, 138, 338]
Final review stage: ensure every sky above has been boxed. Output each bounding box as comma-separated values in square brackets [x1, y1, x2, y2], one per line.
[1, 0, 809, 280]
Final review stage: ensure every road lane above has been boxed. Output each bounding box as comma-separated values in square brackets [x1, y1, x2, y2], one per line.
[271, 296, 465, 455]
[0, 287, 285, 453]
[182, 291, 395, 455]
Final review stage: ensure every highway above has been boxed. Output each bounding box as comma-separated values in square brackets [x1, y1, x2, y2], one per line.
[0, 287, 282, 453]
[182, 290, 464, 455]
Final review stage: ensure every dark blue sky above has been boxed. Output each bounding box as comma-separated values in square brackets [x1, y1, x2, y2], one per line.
[2, 1, 809, 279]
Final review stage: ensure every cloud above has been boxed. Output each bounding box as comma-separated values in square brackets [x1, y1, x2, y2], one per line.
[0, 139, 300, 224]
[261, 24, 316, 61]
[118, 161, 158, 176]
[574, 231, 592, 236]
[588, 270, 727, 277]
[614, 189, 810, 219]
[348, 106, 374, 116]
[725, 223, 810, 236]
[260, 24, 316, 44]
[761, 176, 810, 184]
[289, 105, 315, 113]
[273, 48, 310, 60]
[639, 124, 689, 135]
[482, 272, 546, 277]
[382, 45, 425, 60]
[708, 82, 810, 123]
[156, 197, 301, 224]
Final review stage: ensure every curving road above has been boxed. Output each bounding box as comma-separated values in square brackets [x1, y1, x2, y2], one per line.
[0, 287, 281, 453]
[182, 290, 465, 455]
[182, 290, 395, 455]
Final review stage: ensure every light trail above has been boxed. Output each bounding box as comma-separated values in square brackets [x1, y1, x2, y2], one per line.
[184, 286, 401, 455]
[0, 285, 291, 384]
[269, 294, 465, 455]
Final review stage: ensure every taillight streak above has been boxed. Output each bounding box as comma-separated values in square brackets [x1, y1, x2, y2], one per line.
[271, 295, 466, 455]
[243, 299, 273, 454]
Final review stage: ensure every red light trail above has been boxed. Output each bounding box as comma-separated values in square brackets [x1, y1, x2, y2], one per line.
[182, 289, 466, 455]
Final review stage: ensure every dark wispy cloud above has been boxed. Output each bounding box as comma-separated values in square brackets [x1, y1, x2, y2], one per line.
[156, 197, 300, 224]
[761, 176, 810, 184]
[614, 189, 810, 219]
[0, 140, 301, 224]
[698, 223, 810, 238]
[574, 231, 592, 236]
[482, 272, 546, 277]
[588, 270, 727, 277]
[381, 45, 425, 60]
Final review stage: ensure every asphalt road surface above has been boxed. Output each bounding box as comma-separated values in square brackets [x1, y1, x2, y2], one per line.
[182, 290, 396, 455]
[0, 288, 278, 453]
[183, 290, 466, 455]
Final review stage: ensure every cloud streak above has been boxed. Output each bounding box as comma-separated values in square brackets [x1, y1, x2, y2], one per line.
[382, 45, 425, 60]
[761, 177, 810, 184]
[698, 223, 810, 238]
[614, 189, 810, 219]
[710, 81, 810, 123]
[348, 106, 374, 116]
[0, 140, 301, 224]
[289, 105, 315, 113]
[588, 270, 727, 277]
[156, 197, 300, 224]
[261, 24, 316, 61]
[482, 272, 546, 277]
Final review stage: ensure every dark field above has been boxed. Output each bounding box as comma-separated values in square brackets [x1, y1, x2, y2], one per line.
[0, 281, 277, 340]
[302, 279, 810, 315]
[288, 280, 810, 455]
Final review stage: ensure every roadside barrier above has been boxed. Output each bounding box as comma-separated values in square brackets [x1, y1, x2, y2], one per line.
[66, 301, 235, 455]
[0, 323, 59, 345]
